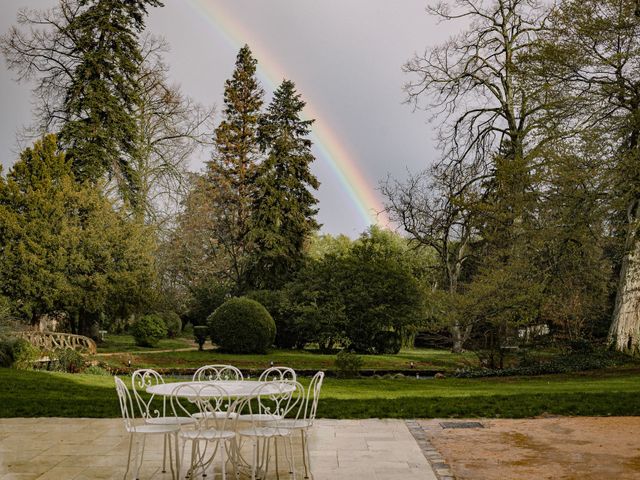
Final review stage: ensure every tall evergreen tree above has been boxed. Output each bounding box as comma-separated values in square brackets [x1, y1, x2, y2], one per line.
[247, 80, 320, 289]
[1, 0, 163, 207]
[0, 135, 155, 334]
[206, 45, 264, 291]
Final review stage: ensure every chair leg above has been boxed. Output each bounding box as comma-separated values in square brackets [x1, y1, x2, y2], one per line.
[304, 431, 312, 480]
[301, 431, 309, 479]
[287, 437, 296, 479]
[163, 434, 168, 473]
[251, 439, 258, 480]
[135, 434, 147, 480]
[221, 442, 227, 480]
[274, 438, 280, 480]
[175, 434, 183, 480]
[124, 433, 135, 480]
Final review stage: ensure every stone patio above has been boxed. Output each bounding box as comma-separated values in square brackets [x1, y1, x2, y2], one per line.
[0, 418, 437, 480]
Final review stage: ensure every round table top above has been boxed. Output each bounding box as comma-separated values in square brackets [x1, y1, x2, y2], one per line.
[147, 380, 294, 399]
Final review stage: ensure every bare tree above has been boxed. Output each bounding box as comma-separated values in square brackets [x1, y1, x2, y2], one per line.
[382, 163, 479, 352]
[134, 35, 213, 228]
[404, 0, 550, 173]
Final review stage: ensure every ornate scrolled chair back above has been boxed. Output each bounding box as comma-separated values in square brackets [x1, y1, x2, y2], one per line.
[193, 364, 244, 382]
[114, 376, 136, 432]
[170, 383, 235, 433]
[131, 369, 167, 420]
[258, 366, 297, 383]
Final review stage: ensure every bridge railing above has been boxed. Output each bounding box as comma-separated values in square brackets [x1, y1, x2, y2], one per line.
[15, 331, 97, 355]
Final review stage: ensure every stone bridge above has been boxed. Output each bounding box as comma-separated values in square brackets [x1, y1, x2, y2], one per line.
[16, 331, 97, 355]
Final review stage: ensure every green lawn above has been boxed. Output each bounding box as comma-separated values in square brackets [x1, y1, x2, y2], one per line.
[95, 336, 477, 373]
[3, 367, 640, 419]
[97, 334, 194, 353]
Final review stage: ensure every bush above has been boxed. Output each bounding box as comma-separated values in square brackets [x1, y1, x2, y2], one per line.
[208, 297, 276, 354]
[52, 348, 85, 373]
[159, 311, 182, 338]
[374, 331, 402, 354]
[334, 350, 363, 378]
[0, 338, 40, 369]
[130, 314, 167, 347]
[193, 326, 208, 351]
[84, 364, 110, 376]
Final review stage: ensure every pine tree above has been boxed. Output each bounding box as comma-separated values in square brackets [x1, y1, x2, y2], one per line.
[0, 135, 155, 334]
[206, 45, 264, 291]
[247, 80, 320, 289]
[2, 0, 163, 208]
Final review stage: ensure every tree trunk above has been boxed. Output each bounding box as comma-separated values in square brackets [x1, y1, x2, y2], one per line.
[450, 322, 464, 353]
[609, 219, 640, 353]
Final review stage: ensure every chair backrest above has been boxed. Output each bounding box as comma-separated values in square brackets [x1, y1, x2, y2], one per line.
[131, 368, 166, 420]
[237, 381, 304, 434]
[193, 364, 244, 382]
[258, 366, 297, 383]
[306, 371, 325, 423]
[114, 376, 136, 432]
[170, 382, 236, 432]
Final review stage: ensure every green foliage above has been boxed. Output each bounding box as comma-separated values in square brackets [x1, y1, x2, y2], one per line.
[130, 314, 167, 348]
[58, 0, 163, 204]
[52, 349, 85, 374]
[455, 350, 627, 378]
[83, 364, 110, 376]
[247, 79, 320, 289]
[204, 45, 264, 291]
[159, 312, 182, 338]
[0, 136, 156, 333]
[246, 290, 297, 348]
[334, 351, 363, 378]
[0, 338, 41, 370]
[207, 297, 276, 354]
[186, 280, 230, 326]
[193, 326, 208, 351]
[278, 228, 428, 353]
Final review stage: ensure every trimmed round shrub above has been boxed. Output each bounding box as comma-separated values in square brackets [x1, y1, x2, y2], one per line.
[207, 297, 276, 354]
[130, 314, 167, 347]
[159, 311, 182, 338]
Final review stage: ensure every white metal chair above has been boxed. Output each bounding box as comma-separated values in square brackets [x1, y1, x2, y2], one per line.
[270, 371, 325, 479]
[170, 383, 238, 480]
[131, 369, 196, 474]
[114, 376, 179, 480]
[193, 364, 244, 382]
[258, 366, 297, 383]
[236, 381, 304, 480]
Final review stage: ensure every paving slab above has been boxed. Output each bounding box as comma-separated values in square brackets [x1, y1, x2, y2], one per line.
[0, 418, 437, 480]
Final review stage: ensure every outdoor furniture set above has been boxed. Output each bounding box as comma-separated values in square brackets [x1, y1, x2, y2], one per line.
[114, 364, 324, 480]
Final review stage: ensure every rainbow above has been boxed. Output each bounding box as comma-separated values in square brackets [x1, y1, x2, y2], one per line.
[185, 0, 390, 229]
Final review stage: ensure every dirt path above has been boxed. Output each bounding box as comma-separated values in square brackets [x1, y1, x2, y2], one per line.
[419, 417, 640, 480]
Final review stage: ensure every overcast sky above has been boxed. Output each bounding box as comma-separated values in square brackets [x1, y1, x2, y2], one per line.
[0, 0, 455, 236]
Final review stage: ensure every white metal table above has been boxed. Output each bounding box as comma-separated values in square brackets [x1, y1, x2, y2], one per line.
[147, 380, 295, 478]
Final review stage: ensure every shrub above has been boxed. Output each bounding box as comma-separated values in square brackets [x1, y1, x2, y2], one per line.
[208, 297, 276, 354]
[52, 348, 85, 373]
[130, 314, 167, 347]
[2, 338, 41, 370]
[84, 364, 110, 376]
[374, 331, 402, 354]
[159, 311, 182, 338]
[193, 326, 208, 351]
[334, 350, 363, 378]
